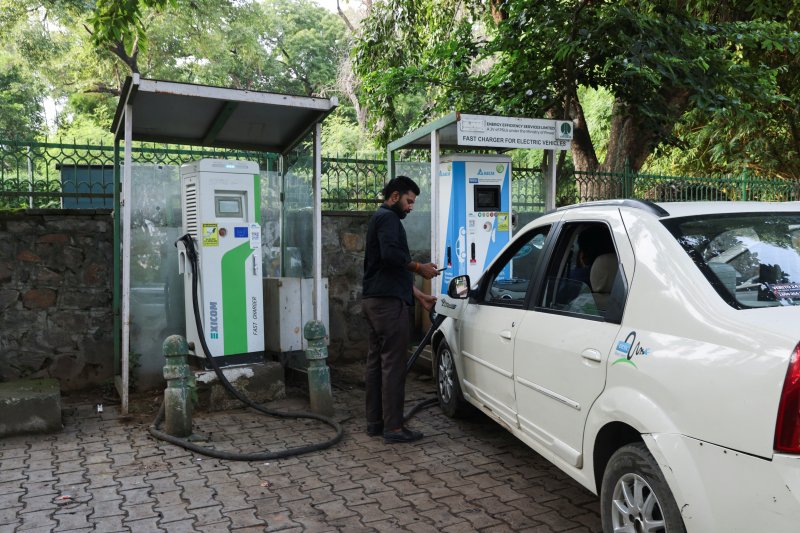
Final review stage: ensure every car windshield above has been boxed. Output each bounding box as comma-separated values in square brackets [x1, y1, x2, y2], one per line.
[664, 213, 800, 308]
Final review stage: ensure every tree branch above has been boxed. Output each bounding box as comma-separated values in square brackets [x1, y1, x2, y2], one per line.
[337, 0, 355, 32]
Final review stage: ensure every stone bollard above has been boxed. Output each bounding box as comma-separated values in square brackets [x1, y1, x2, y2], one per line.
[162, 335, 195, 438]
[303, 320, 334, 417]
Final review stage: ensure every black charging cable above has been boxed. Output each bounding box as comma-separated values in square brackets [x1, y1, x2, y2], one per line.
[148, 234, 344, 461]
[402, 311, 447, 422]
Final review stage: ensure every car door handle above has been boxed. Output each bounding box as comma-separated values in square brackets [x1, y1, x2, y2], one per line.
[499, 330, 512, 340]
[581, 349, 602, 362]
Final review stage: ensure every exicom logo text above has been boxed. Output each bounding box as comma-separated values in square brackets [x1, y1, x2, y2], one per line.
[209, 301, 219, 339]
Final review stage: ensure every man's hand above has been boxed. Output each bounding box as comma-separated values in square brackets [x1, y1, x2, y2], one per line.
[417, 262, 440, 280]
[413, 287, 437, 311]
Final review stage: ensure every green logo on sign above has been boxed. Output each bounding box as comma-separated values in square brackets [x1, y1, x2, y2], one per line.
[560, 123, 572, 135]
[496, 164, 504, 173]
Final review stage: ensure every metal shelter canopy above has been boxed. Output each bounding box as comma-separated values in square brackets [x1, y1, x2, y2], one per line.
[111, 75, 338, 153]
[110, 74, 338, 414]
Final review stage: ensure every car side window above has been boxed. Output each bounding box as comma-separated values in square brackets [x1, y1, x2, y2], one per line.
[537, 222, 626, 322]
[481, 226, 550, 306]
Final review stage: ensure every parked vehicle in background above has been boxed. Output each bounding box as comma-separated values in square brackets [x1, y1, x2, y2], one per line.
[433, 200, 800, 533]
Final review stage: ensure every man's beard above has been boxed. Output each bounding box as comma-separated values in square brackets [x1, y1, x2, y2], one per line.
[390, 202, 407, 219]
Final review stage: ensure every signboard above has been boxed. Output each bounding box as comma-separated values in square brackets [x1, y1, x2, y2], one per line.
[457, 114, 573, 151]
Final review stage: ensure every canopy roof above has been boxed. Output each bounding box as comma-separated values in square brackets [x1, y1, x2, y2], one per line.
[111, 75, 338, 154]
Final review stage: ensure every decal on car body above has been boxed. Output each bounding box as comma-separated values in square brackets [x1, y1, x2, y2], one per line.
[612, 331, 651, 368]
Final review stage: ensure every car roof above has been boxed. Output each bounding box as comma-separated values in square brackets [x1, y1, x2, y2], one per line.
[657, 201, 800, 219]
[555, 199, 799, 220]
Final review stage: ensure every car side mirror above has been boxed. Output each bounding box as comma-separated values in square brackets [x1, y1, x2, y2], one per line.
[447, 275, 471, 299]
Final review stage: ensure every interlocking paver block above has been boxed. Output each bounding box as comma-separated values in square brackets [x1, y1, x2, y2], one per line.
[212, 481, 252, 512]
[529, 509, 582, 532]
[0, 468, 26, 483]
[125, 516, 164, 531]
[15, 508, 58, 530]
[53, 507, 92, 530]
[156, 502, 195, 524]
[315, 498, 357, 520]
[0, 505, 23, 525]
[90, 513, 126, 532]
[225, 508, 266, 529]
[178, 479, 216, 509]
[89, 497, 124, 519]
[122, 501, 159, 522]
[192, 504, 226, 525]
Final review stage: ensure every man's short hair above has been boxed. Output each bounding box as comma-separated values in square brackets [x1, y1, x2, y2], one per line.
[382, 175, 420, 199]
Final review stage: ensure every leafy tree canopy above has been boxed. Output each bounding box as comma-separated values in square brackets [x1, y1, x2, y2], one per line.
[353, 0, 800, 177]
[0, 0, 348, 143]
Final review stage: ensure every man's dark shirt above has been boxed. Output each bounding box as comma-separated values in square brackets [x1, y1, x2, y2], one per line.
[363, 204, 413, 305]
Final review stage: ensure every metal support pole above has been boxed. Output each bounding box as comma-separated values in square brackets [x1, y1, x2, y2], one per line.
[120, 104, 133, 415]
[303, 321, 333, 417]
[313, 122, 322, 323]
[113, 142, 121, 377]
[545, 149, 557, 212]
[430, 129, 441, 297]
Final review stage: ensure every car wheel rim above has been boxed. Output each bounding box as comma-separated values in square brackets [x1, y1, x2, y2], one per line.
[611, 473, 666, 533]
[437, 347, 455, 404]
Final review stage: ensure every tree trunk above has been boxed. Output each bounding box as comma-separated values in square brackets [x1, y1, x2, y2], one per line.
[572, 88, 691, 200]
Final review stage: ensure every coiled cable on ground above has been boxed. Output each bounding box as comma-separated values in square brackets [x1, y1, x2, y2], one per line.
[148, 234, 343, 461]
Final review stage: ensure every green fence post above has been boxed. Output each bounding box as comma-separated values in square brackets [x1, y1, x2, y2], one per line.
[740, 170, 749, 201]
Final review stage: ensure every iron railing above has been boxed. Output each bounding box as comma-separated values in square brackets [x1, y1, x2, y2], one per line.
[574, 167, 800, 203]
[0, 140, 274, 209]
[3, 140, 797, 211]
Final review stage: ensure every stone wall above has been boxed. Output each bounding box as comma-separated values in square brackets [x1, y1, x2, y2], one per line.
[0, 210, 113, 390]
[0, 208, 417, 389]
[322, 210, 436, 365]
[321, 211, 371, 363]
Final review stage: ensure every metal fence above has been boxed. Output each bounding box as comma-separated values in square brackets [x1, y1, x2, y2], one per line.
[0, 141, 274, 209]
[3, 140, 797, 211]
[574, 167, 800, 203]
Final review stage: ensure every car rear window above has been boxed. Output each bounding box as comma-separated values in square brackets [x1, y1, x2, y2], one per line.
[663, 213, 800, 308]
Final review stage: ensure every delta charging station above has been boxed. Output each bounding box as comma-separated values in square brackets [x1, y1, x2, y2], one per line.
[178, 159, 265, 364]
[437, 154, 512, 295]
[387, 112, 573, 299]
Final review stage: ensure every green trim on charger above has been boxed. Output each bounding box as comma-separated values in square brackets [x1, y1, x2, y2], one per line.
[254, 174, 261, 224]
[221, 242, 253, 355]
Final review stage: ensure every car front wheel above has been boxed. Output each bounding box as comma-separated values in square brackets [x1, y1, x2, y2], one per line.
[435, 340, 470, 418]
[600, 443, 686, 533]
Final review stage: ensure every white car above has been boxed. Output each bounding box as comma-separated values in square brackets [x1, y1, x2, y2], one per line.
[432, 200, 800, 533]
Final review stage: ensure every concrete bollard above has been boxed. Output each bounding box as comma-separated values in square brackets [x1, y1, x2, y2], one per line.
[162, 335, 195, 438]
[303, 320, 334, 417]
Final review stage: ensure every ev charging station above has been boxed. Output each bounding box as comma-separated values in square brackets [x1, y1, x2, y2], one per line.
[111, 75, 337, 413]
[387, 112, 573, 298]
[437, 154, 512, 294]
[178, 159, 265, 364]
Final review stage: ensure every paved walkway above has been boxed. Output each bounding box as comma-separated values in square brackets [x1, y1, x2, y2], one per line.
[0, 371, 601, 532]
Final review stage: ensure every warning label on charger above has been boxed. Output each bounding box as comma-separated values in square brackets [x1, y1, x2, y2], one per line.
[202, 224, 219, 247]
[497, 212, 509, 231]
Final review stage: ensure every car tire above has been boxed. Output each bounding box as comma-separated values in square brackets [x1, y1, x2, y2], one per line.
[600, 443, 686, 533]
[435, 340, 471, 418]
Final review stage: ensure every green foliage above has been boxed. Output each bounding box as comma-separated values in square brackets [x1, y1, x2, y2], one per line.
[322, 111, 379, 157]
[0, 54, 44, 139]
[89, 0, 175, 55]
[0, 0, 354, 149]
[354, 0, 800, 178]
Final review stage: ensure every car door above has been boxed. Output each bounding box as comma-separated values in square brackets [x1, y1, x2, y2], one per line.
[455, 224, 552, 428]
[513, 209, 634, 468]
